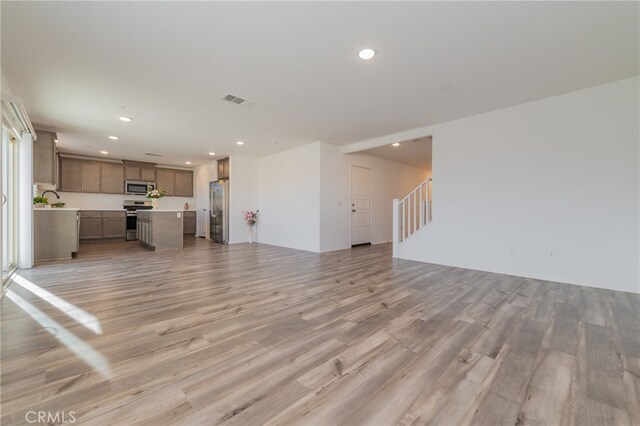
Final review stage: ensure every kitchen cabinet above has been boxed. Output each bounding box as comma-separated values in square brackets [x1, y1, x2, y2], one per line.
[137, 210, 183, 250]
[183, 211, 196, 234]
[100, 163, 124, 194]
[59, 157, 124, 194]
[174, 170, 194, 197]
[217, 157, 229, 180]
[79, 210, 126, 240]
[137, 216, 152, 246]
[124, 161, 156, 182]
[102, 218, 126, 238]
[155, 168, 193, 197]
[155, 168, 175, 196]
[34, 210, 79, 261]
[140, 165, 156, 181]
[58, 156, 192, 197]
[81, 161, 101, 193]
[33, 129, 57, 186]
[59, 157, 82, 192]
[79, 218, 102, 240]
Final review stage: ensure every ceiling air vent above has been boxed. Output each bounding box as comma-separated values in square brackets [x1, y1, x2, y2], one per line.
[145, 152, 164, 157]
[221, 93, 256, 109]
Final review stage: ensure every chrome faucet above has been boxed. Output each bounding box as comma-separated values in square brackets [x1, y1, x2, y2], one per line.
[41, 190, 60, 199]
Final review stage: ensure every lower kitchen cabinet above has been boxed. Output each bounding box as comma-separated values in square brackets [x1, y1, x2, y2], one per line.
[136, 210, 183, 250]
[79, 210, 126, 240]
[183, 211, 196, 234]
[79, 218, 102, 240]
[103, 218, 126, 238]
[34, 210, 79, 261]
[137, 217, 152, 246]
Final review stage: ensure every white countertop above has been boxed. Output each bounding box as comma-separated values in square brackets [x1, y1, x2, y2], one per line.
[33, 207, 79, 211]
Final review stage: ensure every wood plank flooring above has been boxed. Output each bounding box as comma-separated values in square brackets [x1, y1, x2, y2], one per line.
[1, 237, 639, 425]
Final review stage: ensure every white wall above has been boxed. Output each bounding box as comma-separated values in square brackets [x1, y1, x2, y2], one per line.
[229, 155, 257, 244]
[320, 143, 428, 252]
[398, 76, 639, 293]
[195, 161, 217, 187]
[256, 143, 321, 252]
[224, 142, 425, 253]
[1, 67, 14, 95]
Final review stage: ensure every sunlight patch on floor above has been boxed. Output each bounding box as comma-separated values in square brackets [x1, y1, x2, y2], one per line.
[11, 274, 102, 335]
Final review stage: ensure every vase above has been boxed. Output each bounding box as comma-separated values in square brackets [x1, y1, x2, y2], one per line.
[248, 227, 254, 243]
[151, 199, 159, 209]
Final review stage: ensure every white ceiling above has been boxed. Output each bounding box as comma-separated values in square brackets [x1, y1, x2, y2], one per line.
[362, 137, 432, 170]
[2, 2, 638, 167]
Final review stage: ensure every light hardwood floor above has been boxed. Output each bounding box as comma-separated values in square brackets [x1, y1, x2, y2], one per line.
[1, 237, 639, 425]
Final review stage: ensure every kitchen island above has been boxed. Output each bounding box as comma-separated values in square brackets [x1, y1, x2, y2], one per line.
[34, 208, 79, 261]
[137, 210, 183, 251]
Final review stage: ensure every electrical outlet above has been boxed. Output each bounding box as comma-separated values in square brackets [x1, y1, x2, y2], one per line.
[547, 249, 557, 259]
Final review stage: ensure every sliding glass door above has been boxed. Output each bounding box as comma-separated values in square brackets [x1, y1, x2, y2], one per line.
[2, 125, 18, 281]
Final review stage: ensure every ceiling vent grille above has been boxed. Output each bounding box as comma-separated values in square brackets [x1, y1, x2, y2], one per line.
[221, 93, 256, 108]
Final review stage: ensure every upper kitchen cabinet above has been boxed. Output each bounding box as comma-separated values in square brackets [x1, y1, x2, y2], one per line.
[140, 165, 156, 182]
[174, 170, 193, 197]
[59, 157, 82, 192]
[217, 157, 229, 180]
[33, 129, 57, 186]
[155, 167, 193, 197]
[59, 156, 124, 194]
[100, 162, 124, 194]
[155, 168, 175, 196]
[81, 161, 101, 193]
[124, 161, 156, 182]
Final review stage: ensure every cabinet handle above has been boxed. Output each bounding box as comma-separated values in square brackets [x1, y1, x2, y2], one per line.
[1, 193, 6, 206]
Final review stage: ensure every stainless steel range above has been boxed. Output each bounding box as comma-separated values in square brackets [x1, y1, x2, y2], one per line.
[124, 200, 153, 241]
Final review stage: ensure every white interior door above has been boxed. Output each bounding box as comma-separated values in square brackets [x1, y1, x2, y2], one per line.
[351, 165, 371, 246]
[196, 173, 208, 238]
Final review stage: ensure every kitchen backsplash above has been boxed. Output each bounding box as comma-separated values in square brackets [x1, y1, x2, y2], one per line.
[46, 192, 196, 210]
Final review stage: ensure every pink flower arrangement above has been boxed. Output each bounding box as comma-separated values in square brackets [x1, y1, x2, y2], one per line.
[243, 210, 259, 228]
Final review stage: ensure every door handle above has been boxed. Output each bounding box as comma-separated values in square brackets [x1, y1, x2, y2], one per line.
[1, 193, 6, 206]
[352, 209, 356, 213]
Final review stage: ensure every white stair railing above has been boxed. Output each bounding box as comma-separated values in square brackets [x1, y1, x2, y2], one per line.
[392, 178, 432, 257]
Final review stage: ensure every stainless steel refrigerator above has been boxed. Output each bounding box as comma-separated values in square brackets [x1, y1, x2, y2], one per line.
[210, 180, 229, 243]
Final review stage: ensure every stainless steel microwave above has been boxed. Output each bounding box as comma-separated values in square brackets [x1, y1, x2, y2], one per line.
[125, 180, 155, 195]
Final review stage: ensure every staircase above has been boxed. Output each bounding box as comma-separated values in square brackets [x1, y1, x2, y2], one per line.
[392, 178, 432, 257]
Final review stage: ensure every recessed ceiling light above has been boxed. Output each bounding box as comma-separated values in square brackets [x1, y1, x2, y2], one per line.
[119, 116, 133, 122]
[54, 138, 59, 143]
[392, 142, 400, 147]
[185, 161, 192, 165]
[100, 150, 109, 155]
[209, 152, 216, 156]
[108, 136, 119, 140]
[358, 48, 376, 60]
[236, 141, 244, 145]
